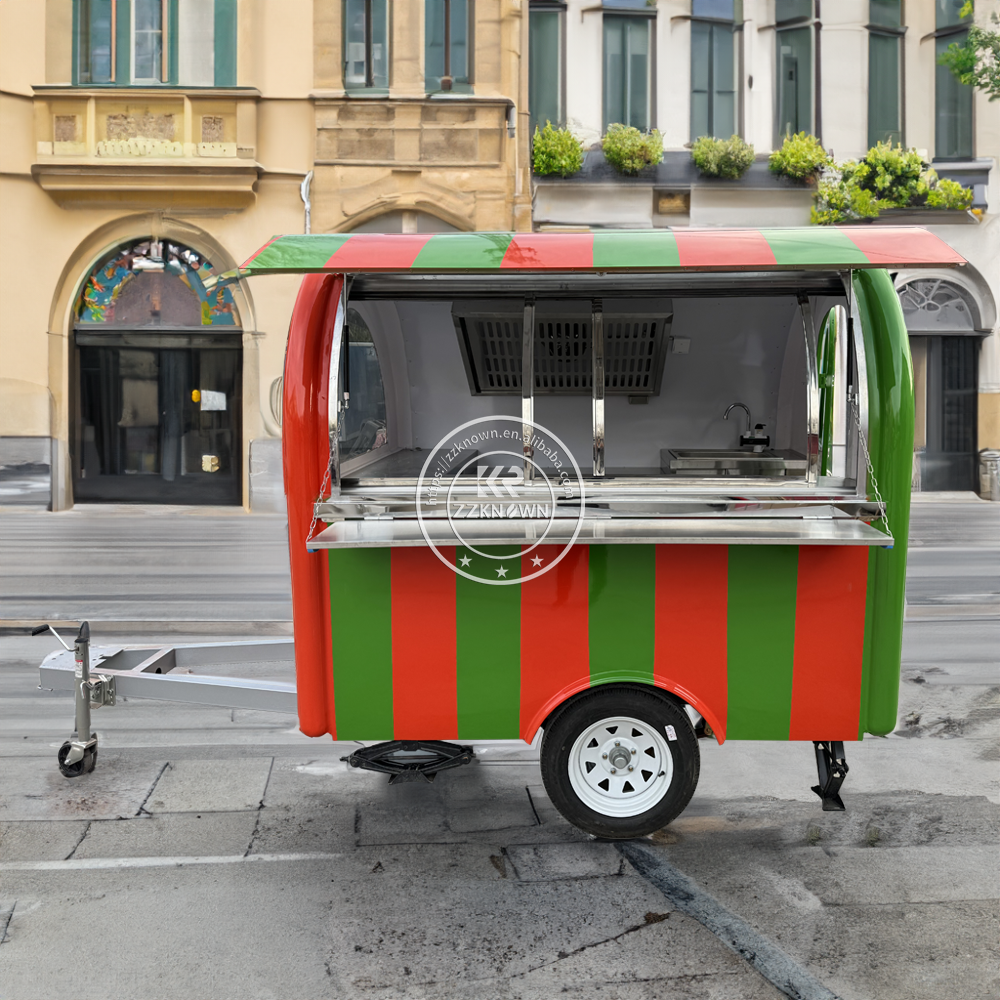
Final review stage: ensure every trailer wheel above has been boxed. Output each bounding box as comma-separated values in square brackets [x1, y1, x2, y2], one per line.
[57, 740, 97, 778]
[540, 686, 699, 839]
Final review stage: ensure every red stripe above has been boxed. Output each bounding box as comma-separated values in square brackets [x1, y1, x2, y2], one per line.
[519, 545, 590, 740]
[282, 275, 342, 738]
[653, 546, 729, 742]
[789, 547, 869, 740]
[391, 547, 458, 739]
[675, 229, 777, 269]
[241, 235, 281, 268]
[836, 226, 967, 267]
[325, 233, 433, 270]
[501, 233, 594, 270]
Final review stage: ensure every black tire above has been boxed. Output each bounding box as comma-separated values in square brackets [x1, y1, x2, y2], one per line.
[57, 739, 97, 778]
[540, 685, 700, 839]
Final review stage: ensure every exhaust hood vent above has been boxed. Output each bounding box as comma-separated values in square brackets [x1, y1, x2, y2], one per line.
[454, 301, 672, 396]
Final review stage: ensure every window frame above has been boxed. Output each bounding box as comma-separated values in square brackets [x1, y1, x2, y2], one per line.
[866, 1, 906, 148]
[343, 0, 390, 93]
[930, 14, 975, 160]
[424, 0, 476, 95]
[72, 0, 238, 88]
[689, 2, 744, 141]
[602, 8, 657, 133]
[528, 1, 567, 133]
[130, 0, 169, 85]
[773, 0, 820, 145]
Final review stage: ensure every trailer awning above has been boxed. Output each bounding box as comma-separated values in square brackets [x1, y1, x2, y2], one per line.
[238, 227, 965, 277]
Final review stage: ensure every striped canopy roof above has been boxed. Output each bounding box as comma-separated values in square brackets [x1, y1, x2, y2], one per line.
[239, 227, 965, 275]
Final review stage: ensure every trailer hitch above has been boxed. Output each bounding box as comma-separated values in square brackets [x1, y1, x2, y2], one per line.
[342, 740, 475, 783]
[811, 740, 849, 811]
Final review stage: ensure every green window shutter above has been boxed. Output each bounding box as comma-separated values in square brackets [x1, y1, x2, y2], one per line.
[711, 22, 735, 137]
[115, 0, 131, 83]
[691, 19, 736, 140]
[868, 32, 901, 147]
[869, 0, 901, 29]
[168, 0, 180, 85]
[214, 0, 237, 87]
[936, 0, 968, 28]
[775, 24, 812, 141]
[690, 20, 711, 138]
[603, 15, 650, 131]
[529, 9, 562, 132]
[935, 33, 973, 158]
[76, 0, 114, 84]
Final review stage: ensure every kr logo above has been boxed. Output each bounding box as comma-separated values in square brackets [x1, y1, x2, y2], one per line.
[476, 465, 523, 499]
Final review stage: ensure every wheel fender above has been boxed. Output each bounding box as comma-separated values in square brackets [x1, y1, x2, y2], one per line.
[525, 676, 726, 746]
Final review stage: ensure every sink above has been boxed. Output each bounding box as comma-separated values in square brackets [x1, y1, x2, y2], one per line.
[661, 449, 807, 477]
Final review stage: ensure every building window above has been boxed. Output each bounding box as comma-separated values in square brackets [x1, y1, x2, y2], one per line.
[775, 0, 816, 142]
[603, 12, 653, 130]
[529, 2, 564, 133]
[690, 0, 741, 140]
[868, 1, 904, 147]
[131, 0, 165, 83]
[76, 0, 115, 84]
[425, 0, 473, 93]
[344, 0, 389, 91]
[934, 0, 974, 159]
[73, 0, 237, 87]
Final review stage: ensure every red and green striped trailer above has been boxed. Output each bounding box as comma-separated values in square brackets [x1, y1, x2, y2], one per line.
[238, 227, 964, 839]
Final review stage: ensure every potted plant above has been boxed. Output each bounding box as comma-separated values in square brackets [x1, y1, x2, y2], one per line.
[531, 122, 585, 178]
[769, 131, 831, 183]
[602, 124, 664, 176]
[691, 135, 755, 180]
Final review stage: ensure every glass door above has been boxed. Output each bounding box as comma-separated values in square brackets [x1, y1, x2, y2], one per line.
[74, 340, 242, 504]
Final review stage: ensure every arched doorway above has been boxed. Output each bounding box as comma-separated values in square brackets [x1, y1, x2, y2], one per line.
[72, 238, 243, 504]
[898, 278, 985, 492]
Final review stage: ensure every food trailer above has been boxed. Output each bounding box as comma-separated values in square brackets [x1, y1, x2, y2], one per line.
[38, 227, 966, 840]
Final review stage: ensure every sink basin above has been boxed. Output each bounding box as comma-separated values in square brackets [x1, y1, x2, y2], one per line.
[661, 449, 807, 477]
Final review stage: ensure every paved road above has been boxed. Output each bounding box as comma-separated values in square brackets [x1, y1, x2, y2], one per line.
[1, 495, 997, 999]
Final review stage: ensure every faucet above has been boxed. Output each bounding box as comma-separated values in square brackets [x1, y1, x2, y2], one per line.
[724, 402, 751, 437]
[724, 403, 770, 452]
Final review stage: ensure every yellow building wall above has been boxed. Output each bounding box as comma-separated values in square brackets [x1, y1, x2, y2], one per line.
[0, 0, 315, 509]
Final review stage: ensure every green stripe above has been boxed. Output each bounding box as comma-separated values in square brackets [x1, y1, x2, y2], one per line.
[412, 233, 513, 270]
[455, 547, 521, 738]
[588, 546, 655, 685]
[726, 546, 798, 739]
[214, 0, 238, 87]
[247, 234, 351, 272]
[593, 230, 680, 270]
[328, 549, 394, 739]
[759, 229, 869, 267]
[853, 269, 912, 737]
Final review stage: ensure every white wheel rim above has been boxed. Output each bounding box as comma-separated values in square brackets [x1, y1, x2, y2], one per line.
[567, 715, 674, 818]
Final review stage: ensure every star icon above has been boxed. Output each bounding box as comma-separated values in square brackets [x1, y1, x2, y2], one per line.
[459, 554, 472, 567]
[530, 555, 544, 567]
[496, 565, 508, 578]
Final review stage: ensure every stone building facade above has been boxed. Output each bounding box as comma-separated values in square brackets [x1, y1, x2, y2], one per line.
[0, 0, 531, 510]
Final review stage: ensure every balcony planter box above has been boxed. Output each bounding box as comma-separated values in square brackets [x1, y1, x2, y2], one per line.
[532, 151, 813, 229]
[866, 208, 980, 226]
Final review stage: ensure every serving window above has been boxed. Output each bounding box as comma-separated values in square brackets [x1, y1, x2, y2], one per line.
[336, 274, 859, 499]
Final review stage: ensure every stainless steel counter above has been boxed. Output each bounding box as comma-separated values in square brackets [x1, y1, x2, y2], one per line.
[307, 515, 892, 551]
